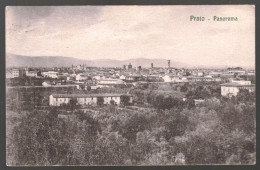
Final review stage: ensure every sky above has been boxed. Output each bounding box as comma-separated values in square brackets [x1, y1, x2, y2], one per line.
[6, 5, 255, 67]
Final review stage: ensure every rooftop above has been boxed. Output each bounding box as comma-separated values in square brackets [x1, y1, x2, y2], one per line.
[220, 82, 255, 87]
[51, 93, 130, 98]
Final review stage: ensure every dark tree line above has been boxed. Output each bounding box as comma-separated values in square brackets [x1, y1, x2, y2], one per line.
[8, 82, 255, 165]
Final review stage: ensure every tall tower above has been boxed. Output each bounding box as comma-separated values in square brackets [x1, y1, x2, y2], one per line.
[151, 63, 153, 69]
[128, 63, 132, 70]
[167, 60, 171, 68]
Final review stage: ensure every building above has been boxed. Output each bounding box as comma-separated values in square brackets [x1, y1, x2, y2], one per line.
[12, 69, 25, 78]
[167, 60, 171, 68]
[76, 74, 90, 81]
[72, 64, 86, 70]
[42, 71, 58, 78]
[26, 71, 38, 77]
[42, 81, 52, 87]
[228, 70, 246, 75]
[119, 75, 126, 80]
[220, 80, 255, 97]
[49, 93, 133, 106]
[127, 63, 132, 70]
[194, 99, 205, 105]
[98, 78, 124, 85]
[136, 66, 142, 71]
[162, 75, 181, 83]
[186, 76, 221, 82]
[247, 70, 255, 76]
[125, 74, 142, 82]
[146, 75, 162, 82]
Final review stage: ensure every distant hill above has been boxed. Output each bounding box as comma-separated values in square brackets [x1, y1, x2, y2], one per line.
[6, 53, 252, 69]
[6, 54, 190, 68]
[6, 54, 86, 68]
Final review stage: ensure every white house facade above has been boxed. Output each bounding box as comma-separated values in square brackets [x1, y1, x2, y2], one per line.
[220, 80, 255, 97]
[49, 93, 133, 106]
[42, 71, 58, 78]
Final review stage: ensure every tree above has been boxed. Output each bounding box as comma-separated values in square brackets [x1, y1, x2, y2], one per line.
[122, 114, 150, 141]
[164, 110, 189, 140]
[110, 99, 115, 105]
[120, 95, 130, 106]
[69, 98, 77, 111]
[92, 132, 128, 165]
[152, 95, 165, 110]
[236, 89, 255, 103]
[97, 97, 104, 106]
[12, 109, 71, 165]
[87, 85, 91, 91]
[180, 84, 188, 92]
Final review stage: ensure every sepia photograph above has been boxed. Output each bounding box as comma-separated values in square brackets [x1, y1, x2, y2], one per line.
[5, 5, 255, 166]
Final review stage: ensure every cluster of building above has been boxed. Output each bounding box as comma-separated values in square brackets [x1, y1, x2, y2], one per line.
[7, 61, 255, 104]
[6, 62, 255, 84]
[220, 80, 255, 97]
[49, 93, 133, 106]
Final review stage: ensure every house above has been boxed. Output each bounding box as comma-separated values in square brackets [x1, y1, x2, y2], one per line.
[85, 85, 98, 90]
[247, 70, 255, 76]
[42, 81, 52, 87]
[12, 69, 25, 78]
[49, 93, 133, 106]
[41, 71, 58, 78]
[120, 75, 126, 80]
[197, 72, 204, 77]
[125, 74, 142, 82]
[220, 80, 255, 97]
[98, 78, 124, 85]
[186, 76, 220, 82]
[194, 99, 205, 105]
[57, 72, 69, 79]
[26, 71, 38, 77]
[146, 75, 162, 82]
[228, 70, 246, 75]
[162, 75, 181, 83]
[76, 74, 90, 81]
[209, 71, 222, 77]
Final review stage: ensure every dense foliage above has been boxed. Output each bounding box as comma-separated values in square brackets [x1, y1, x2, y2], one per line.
[7, 82, 255, 165]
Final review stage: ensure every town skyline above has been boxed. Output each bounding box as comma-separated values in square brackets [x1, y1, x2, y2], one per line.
[6, 5, 255, 68]
[6, 53, 255, 69]
[6, 5, 255, 166]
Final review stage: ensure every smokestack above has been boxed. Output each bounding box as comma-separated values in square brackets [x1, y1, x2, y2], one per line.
[167, 60, 171, 68]
[151, 63, 153, 68]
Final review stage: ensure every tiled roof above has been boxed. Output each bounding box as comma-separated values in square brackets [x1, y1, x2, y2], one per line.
[220, 82, 255, 87]
[51, 93, 129, 98]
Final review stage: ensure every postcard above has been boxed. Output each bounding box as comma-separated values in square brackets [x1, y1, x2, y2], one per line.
[6, 5, 255, 166]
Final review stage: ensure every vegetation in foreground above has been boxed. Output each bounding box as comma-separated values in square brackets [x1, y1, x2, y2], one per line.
[6, 83, 256, 165]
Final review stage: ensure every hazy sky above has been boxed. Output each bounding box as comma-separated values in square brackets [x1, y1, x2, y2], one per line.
[6, 5, 255, 67]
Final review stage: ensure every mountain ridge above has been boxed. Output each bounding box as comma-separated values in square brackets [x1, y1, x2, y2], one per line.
[6, 53, 253, 69]
[6, 54, 189, 68]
